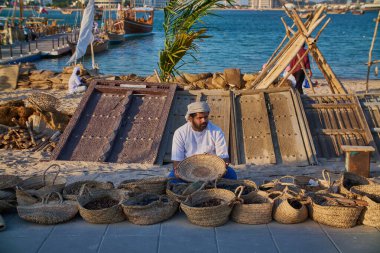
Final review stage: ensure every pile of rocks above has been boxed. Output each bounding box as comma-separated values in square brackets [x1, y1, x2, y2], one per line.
[16, 64, 91, 90]
[145, 68, 292, 90]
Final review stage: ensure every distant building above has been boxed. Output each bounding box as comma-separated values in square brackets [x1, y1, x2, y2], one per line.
[130, 0, 166, 8]
[25, 0, 52, 5]
[249, 0, 271, 9]
[95, 0, 122, 8]
[248, 0, 282, 8]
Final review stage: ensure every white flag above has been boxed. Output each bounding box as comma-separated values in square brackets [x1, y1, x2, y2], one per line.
[67, 0, 95, 65]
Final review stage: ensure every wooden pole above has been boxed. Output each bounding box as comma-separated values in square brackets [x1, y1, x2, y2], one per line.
[366, 11, 380, 93]
[91, 41, 96, 69]
[278, 48, 310, 87]
[19, 0, 24, 20]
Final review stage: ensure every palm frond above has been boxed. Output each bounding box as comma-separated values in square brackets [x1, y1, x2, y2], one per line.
[158, 0, 234, 82]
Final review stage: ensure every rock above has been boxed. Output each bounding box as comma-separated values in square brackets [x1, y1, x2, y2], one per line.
[183, 84, 197, 90]
[17, 81, 30, 87]
[173, 75, 188, 84]
[29, 70, 56, 82]
[48, 75, 63, 84]
[144, 74, 160, 83]
[52, 83, 67, 90]
[211, 73, 227, 89]
[224, 68, 242, 89]
[183, 72, 212, 83]
[62, 65, 88, 75]
[30, 81, 52, 90]
[244, 80, 255, 89]
[243, 73, 259, 82]
[193, 77, 212, 89]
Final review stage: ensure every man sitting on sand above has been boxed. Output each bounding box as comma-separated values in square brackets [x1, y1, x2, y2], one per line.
[68, 67, 87, 95]
[168, 101, 237, 181]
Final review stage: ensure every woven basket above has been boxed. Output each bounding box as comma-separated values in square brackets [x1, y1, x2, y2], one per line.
[0, 214, 5, 231]
[180, 188, 239, 227]
[176, 154, 226, 182]
[215, 178, 257, 197]
[309, 194, 364, 228]
[0, 199, 16, 213]
[16, 188, 40, 206]
[77, 188, 125, 224]
[259, 176, 303, 195]
[294, 175, 325, 193]
[118, 177, 167, 195]
[27, 92, 60, 112]
[272, 190, 308, 224]
[0, 189, 16, 200]
[351, 185, 380, 227]
[0, 189, 17, 212]
[0, 175, 22, 190]
[17, 192, 78, 225]
[231, 190, 273, 225]
[122, 193, 178, 225]
[340, 172, 371, 197]
[63, 181, 114, 200]
[17, 164, 66, 198]
[166, 180, 208, 202]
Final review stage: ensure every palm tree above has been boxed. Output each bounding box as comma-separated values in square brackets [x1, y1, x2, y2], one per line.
[158, 0, 234, 82]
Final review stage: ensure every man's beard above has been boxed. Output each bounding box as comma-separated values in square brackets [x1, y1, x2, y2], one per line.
[192, 121, 208, 131]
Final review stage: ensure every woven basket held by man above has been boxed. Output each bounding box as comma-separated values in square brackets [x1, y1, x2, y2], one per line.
[169, 101, 237, 182]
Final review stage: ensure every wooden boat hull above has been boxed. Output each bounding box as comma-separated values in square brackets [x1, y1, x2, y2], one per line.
[124, 19, 153, 34]
[107, 32, 125, 44]
[69, 40, 109, 55]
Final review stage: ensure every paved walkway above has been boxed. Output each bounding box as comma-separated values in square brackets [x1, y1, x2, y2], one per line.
[1, 212, 379, 253]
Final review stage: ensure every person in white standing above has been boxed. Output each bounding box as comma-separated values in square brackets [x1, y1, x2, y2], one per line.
[169, 101, 237, 181]
[68, 67, 87, 95]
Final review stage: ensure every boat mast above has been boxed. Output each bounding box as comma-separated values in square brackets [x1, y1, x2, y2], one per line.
[19, 0, 23, 20]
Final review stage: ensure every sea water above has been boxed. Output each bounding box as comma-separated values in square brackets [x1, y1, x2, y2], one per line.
[1, 9, 380, 79]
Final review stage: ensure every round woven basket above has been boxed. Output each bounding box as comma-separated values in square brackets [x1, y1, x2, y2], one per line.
[17, 192, 78, 225]
[118, 177, 167, 195]
[0, 175, 23, 190]
[0, 199, 16, 213]
[63, 181, 114, 200]
[259, 176, 303, 195]
[294, 175, 325, 193]
[27, 93, 60, 112]
[215, 178, 257, 197]
[0, 189, 16, 201]
[180, 188, 238, 227]
[351, 185, 380, 227]
[122, 193, 178, 225]
[272, 191, 308, 224]
[166, 180, 208, 202]
[339, 172, 371, 197]
[309, 194, 364, 228]
[16, 188, 40, 206]
[17, 164, 66, 198]
[77, 188, 125, 224]
[176, 154, 226, 183]
[231, 190, 273, 225]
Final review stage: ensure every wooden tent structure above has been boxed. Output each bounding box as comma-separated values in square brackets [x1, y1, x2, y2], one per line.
[250, 6, 347, 94]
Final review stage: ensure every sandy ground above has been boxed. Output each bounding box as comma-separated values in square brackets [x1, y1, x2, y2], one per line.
[1, 78, 380, 184]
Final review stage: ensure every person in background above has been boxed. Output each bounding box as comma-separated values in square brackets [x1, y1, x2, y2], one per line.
[289, 43, 312, 94]
[23, 26, 30, 42]
[169, 101, 237, 182]
[68, 67, 87, 95]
